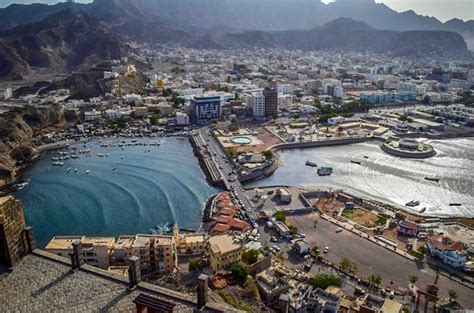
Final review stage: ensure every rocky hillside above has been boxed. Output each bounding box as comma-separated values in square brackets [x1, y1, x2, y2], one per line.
[0, 105, 64, 188]
[0, 10, 129, 80]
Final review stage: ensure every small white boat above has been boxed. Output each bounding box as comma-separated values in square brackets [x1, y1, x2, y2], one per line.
[85, 170, 90, 174]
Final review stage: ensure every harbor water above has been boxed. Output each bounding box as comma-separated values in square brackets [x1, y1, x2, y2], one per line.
[15, 137, 219, 247]
[245, 138, 474, 218]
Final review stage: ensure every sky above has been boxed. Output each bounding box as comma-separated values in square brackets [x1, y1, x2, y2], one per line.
[323, 0, 474, 22]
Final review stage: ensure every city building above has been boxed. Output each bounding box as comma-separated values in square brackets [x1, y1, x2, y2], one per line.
[255, 267, 290, 303]
[191, 96, 222, 124]
[84, 109, 102, 122]
[427, 235, 466, 268]
[150, 235, 176, 273]
[176, 111, 190, 125]
[207, 234, 242, 271]
[45, 236, 115, 269]
[249, 92, 266, 118]
[306, 288, 341, 313]
[0, 87, 13, 100]
[114, 235, 151, 271]
[263, 87, 278, 118]
[397, 220, 419, 236]
[277, 83, 295, 95]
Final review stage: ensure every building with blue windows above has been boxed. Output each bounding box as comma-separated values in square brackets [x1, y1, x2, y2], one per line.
[190, 96, 222, 124]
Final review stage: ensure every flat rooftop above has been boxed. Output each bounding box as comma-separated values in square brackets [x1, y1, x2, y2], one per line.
[208, 234, 241, 255]
[45, 236, 115, 250]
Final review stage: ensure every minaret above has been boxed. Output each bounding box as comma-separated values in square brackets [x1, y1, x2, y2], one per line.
[173, 223, 179, 238]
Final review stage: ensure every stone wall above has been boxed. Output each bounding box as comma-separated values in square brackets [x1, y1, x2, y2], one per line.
[0, 196, 28, 267]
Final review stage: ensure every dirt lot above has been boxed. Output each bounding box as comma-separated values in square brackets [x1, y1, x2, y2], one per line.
[312, 197, 344, 215]
[342, 207, 380, 228]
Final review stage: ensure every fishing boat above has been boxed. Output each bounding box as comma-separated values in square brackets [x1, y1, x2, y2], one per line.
[85, 170, 90, 174]
[305, 161, 317, 167]
[424, 177, 440, 182]
[350, 160, 361, 165]
[449, 203, 461, 206]
[419, 207, 427, 213]
[405, 200, 420, 207]
[66, 167, 72, 173]
[74, 168, 79, 173]
[317, 167, 333, 176]
[363, 156, 369, 159]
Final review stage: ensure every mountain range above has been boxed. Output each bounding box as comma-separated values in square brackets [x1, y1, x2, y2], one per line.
[0, 0, 471, 80]
[218, 18, 468, 56]
[0, 0, 472, 47]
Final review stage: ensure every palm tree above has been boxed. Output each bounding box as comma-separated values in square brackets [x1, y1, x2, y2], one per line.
[339, 258, 352, 273]
[369, 274, 382, 286]
[448, 289, 458, 302]
[409, 275, 418, 286]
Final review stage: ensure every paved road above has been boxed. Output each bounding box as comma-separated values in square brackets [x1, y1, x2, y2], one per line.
[288, 212, 474, 308]
[199, 128, 255, 221]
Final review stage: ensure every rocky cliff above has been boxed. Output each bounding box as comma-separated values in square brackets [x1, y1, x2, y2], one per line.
[0, 10, 129, 80]
[0, 105, 64, 188]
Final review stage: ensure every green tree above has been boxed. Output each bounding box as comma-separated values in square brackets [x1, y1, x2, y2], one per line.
[339, 258, 352, 272]
[162, 88, 173, 97]
[188, 258, 201, 272]
[262, 149, 273, 160]
[274, 211, 286, 223]
[369, 274, 382, 286]
[230, 263, 248, 285]
[409, 275, 418, 285]
[149, 115, 158, 125]
[288, 224, 298, 235]
[309, 274, 342, 289]
[448, 289, 458, 302]
[242, 249, 259, 265]
[417, 245, 427, 255]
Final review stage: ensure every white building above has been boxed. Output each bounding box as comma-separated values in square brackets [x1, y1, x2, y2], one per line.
[176, 111, 189, 126]
[0, 87, 13, 100]
[84, 109, 102, 122]
[103, 71, 119, 79]
[277, 83, 295, 95]
[333, 86, 343, 98]
[278, 94, 293, 109]
[89, 97, 102, 106]
[249, 92, 265, 118]
[427, 235, 466, 268]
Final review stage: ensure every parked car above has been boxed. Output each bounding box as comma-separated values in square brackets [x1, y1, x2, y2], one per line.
[272, 245, 281, 252]
[336, 227, 343, 233]
[323, 246, 329, 253]
[271, 236, 278, 242]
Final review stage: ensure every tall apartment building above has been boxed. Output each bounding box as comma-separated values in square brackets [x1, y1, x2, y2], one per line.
[45, 236, 115, 269]
[151, 236, 176, 273]
[263, 87, 278, 118]
[249, 92, 265, 118]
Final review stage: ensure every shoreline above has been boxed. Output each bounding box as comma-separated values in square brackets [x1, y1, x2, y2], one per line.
[241, 137, 473, 219]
